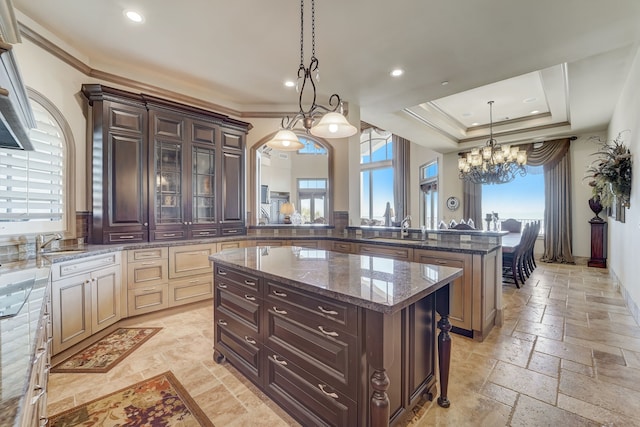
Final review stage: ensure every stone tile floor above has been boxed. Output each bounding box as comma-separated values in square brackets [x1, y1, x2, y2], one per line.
[48, 263, 640, 426]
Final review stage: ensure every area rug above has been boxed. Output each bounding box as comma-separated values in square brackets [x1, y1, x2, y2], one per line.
[52, 327, 162, 373]
[49, 371, 214, 426]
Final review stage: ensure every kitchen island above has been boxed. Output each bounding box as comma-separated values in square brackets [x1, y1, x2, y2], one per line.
[210, 246, 463, 427]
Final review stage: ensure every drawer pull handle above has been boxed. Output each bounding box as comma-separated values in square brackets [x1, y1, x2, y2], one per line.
[119, 235, 135, 239]
[273, 290, 288, 297]
[317, 306, 338, 316]
[218, 283, 228, 289]
[318, 326, 339, 337]
[244, 280, 256, 286]
[31, 386, 45, 405]
[244, 294, 256, 301]
[141, 288, 156, 292]
[272, 355, 288, 366]
[163, 233, 176, 237]
[227, 229, 239, 233]
[39, 417, 49, 427]
[33, 348, 46, 365]
[217, 270, 227, 276]
[436, 260, 447, 265]
[217, 319, 228, 326]
[189, 279, 200, 283]
[273, 307, 288, 315]
[244, 336, 257, 345]
[318, 384, 339, 399]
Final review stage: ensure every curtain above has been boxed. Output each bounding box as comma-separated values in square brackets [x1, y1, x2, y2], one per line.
[393, 135, 410, 222]
[462, 181, 483, 229]
[527, 138, 574, 264]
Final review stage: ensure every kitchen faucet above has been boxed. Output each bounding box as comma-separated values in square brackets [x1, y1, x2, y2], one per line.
[401, 215, 412, 238]
[36, 233, 62, 253]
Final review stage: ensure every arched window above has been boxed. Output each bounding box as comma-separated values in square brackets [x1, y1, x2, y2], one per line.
[0, 89, 75, 238]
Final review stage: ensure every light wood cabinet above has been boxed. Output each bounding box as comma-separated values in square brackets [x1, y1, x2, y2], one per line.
[51, 253, 122, 354]
[168, 243, 217, 278]
[413, 250, 472, 332]
[128, 284, 169, 316]
[357, 243, 414, 261]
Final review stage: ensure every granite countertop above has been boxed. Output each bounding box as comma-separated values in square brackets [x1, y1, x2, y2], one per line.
[0, 264, 50, 426]
[210, 246, 463, 314]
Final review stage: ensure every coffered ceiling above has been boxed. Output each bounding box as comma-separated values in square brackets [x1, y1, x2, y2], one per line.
[11, 0, 640, 153]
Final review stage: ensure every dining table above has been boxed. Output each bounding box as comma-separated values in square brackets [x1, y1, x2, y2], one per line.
[501, 232, 523, 252]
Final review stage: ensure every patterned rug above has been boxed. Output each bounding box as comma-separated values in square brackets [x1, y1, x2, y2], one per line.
[52, 327, 162, 373]
[49, 371, 214, 426]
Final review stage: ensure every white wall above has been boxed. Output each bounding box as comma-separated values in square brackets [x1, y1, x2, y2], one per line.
[607, 45, 640, 316]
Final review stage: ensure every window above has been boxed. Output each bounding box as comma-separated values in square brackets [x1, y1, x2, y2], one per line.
[297, 178, 327, 223]
[297, 137, 327, 155]
[0, 90, 74, 237]
[419, 160, 438, 229]
[360, 128, 394, 224]
[481, 165, 544, 232]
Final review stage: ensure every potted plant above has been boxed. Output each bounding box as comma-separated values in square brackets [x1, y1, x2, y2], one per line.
[584, 132, 632, 208]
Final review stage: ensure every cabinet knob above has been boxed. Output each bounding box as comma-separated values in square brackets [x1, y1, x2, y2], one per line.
[143, 222, 148, 226]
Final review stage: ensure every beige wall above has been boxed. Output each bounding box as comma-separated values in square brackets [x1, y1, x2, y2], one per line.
[608, 44, 640, 316]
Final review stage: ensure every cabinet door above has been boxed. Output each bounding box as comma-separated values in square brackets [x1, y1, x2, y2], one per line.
[169, 274, 213, 307]
[221, 150, 243, 224]
[95, 101, 148, 244]
[191, 144, 218, 238]
[414, 250, 472, 331]
[90, 265, 122, 333]
[51, 275, 91, 354]
[149, 110, 187, 241]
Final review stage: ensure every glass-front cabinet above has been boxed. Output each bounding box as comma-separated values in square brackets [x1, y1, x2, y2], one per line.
[83, 84, 249, 244]
[149, 109, 223, 241]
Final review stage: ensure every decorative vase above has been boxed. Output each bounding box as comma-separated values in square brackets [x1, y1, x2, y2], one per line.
[588, 197, 604, 221]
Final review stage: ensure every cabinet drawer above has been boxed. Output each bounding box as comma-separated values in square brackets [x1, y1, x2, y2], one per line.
[358, 243, 413, 260]
[215, 265, 261, 293]
[216, 288, 261, 330]
[215, 321, 262, 385]
[106, 231, 146, 243]
[128, 284, 169, 316]
[51, 252, 120, 280]
[169, 275, 213, 307]
[127, 247, 168, 262]
[254, 240, 285, 247]
[330, 241, 354, 253]
[219, 241, 242, 251]
[266, 281, 357, 334]
[293, 240, 320, 248]
[266, 309, 357, 396]
[169, 243, 216, 278]
[191, 228, 219, 238]
[127, 259, 168, 289]
[221, 227, 244, 236]
[153, 230, 186, 241]
[266, 351, 357, 427]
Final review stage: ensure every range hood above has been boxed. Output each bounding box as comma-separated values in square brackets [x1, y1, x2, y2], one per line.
[0, 40, 35, 150]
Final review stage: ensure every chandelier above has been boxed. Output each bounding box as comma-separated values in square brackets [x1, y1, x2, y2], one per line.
[458, 101, 528, 185]
[266, 0, 357, 151]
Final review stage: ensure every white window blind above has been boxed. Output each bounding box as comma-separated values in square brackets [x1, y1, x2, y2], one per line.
[0, 100, 64, 222]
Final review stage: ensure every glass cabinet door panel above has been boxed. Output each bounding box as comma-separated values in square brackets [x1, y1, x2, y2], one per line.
[192, 146, 216, 224]
[155, 142, 183, 224]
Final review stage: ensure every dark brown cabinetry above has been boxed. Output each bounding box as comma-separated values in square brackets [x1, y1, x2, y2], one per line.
[213, 261, 440, 426]
[82, 85, 251, 243]
[588, 219, 607, 268]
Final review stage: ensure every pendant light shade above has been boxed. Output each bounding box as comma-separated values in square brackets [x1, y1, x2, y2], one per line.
[265, 129, 305, 151]
[310, 111, 358, 138]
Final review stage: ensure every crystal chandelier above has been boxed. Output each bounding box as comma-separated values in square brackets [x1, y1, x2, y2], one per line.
[458, 101, 528, 185]
[266, 0, 357, 151]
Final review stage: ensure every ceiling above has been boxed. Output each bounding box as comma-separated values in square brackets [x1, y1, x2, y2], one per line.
[11, 0, 640, 153]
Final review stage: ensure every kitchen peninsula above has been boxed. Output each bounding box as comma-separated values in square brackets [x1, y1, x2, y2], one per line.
[210, 246, 463, 426]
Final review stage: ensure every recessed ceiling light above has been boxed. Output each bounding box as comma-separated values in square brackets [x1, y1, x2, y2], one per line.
[441, 81, 449, 86]
[471, 122, 480, 126]
[523, 97, 537, 103]
[390, 69, 404, 77]
[124, 10, 145, 23]
[284, 80, 295, 88]
[530, 110, 540, 114]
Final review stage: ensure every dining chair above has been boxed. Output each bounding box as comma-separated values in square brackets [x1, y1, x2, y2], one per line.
[501, 218, 522, 233]
[523, 220, 540, 277]
[502, 223, 531, 288]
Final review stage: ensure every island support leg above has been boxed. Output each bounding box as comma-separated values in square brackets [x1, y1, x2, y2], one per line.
[436, 284, 452, 408]
[366, 310, 394, 427]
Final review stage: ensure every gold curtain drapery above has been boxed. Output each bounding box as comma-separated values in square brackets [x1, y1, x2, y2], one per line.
[527, 138, 574, 264]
